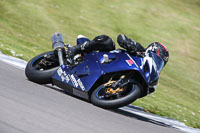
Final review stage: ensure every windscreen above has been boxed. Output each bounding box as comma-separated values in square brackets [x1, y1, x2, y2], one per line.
[152, 52, 164, 73]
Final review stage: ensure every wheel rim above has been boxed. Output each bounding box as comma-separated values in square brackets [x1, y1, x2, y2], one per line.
[96, 84, 135, 100]
[30, 52, 59, 70]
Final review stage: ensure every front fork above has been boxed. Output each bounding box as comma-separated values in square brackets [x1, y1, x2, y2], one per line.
[57, 49, 64, 65]
[111, 74, 134, 89]
[51, 33, 65, 66]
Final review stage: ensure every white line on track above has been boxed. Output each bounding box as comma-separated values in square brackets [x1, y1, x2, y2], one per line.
[0, 51, 199, 133]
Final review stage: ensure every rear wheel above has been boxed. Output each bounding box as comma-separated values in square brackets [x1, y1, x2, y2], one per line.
[91, 79, 141, 109]
[25, 51, 59, 84]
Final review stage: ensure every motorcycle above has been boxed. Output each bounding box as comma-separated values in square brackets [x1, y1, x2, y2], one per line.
[25, 33, 164, 109]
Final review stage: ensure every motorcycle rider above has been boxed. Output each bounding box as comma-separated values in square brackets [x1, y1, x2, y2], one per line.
[67, 34, 169, 66]
[67, 34, 169, 93]
[66, 34, 169, 93]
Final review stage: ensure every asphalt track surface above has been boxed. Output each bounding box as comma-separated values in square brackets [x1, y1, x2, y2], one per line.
[0, 61, 181, 133]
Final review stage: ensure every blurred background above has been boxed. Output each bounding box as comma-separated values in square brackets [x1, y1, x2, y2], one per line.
[0, 0, 199, 128]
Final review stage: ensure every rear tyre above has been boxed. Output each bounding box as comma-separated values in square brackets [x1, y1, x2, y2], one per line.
[25, 51, 59, 84]
[91, 82, 141, 109]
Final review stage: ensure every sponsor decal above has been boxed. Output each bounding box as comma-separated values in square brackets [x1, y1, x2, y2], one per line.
[70, 74, 79, 88]
[57, 68, 85, 91]
[70, 75, 85, 91]
[61, 74, 70, 83]
[57, 67, 63, 76]
[126, 59, 134, 66]
[126, 54, 138, 68]
[57, 67, 70, 82]
[77, 79, 85, 91]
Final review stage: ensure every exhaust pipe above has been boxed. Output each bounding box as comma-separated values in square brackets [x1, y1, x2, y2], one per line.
[51, 33, 65, 66]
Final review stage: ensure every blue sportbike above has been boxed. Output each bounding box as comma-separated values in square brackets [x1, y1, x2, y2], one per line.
[25, 33, 165, 109]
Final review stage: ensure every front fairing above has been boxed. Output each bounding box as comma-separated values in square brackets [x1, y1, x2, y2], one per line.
[52, 49, 163, 92]
[140, 50, 164, 85]
[98, 49, 162, 86]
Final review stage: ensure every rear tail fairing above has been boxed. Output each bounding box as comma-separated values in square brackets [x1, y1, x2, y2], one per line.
[76, 35, 90, 45]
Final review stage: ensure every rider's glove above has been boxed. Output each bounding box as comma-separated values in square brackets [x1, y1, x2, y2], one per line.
[117, 34, 145, 54]
[117, 34, 137, 54]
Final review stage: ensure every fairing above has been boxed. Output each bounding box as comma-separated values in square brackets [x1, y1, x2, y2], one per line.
[52, 49, 163, 98]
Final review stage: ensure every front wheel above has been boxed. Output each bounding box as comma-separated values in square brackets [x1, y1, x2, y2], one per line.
[91, 82, 141, 109]
[25, 51, 59, 84]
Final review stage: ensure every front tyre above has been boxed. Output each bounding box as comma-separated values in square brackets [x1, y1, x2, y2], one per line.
[91, 83, 141, 109]
[25, 51, 59, 84]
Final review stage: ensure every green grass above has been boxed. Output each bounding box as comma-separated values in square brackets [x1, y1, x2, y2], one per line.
[0, 0, 200, 128]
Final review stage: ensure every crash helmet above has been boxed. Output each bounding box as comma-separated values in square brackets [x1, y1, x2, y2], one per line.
[146, 42, 169, 65]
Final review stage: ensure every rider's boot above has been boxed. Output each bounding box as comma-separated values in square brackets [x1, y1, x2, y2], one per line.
[117, 34, 145, 55]
[66, 41, 90, 59]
